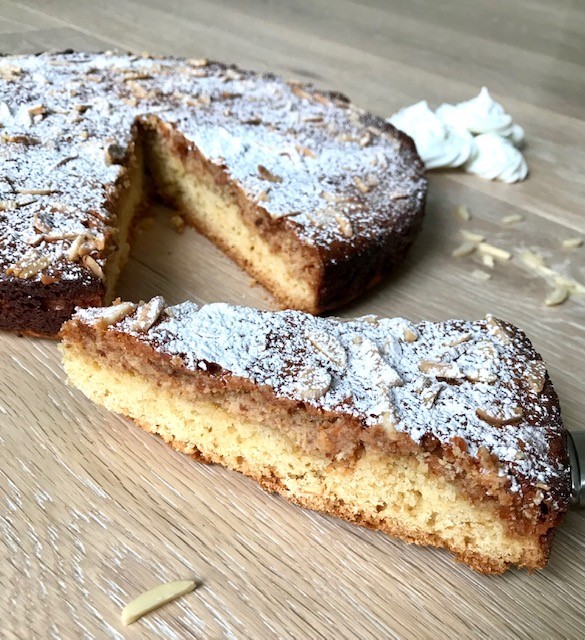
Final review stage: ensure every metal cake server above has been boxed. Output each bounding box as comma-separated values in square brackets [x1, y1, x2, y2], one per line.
[568, 432, 585, 506]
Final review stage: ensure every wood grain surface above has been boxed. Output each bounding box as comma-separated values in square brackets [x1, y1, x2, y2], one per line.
[1, 1, 585, 638]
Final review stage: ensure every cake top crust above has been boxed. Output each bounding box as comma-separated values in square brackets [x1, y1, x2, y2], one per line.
[71, 298, 571, 515]
[0, 51, 426, 287]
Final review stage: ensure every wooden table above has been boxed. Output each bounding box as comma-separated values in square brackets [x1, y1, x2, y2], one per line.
[1, 1, 584, 638]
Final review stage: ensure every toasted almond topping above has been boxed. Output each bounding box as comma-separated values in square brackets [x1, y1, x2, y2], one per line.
[258, 165, 283, 183]
[256, 190, 270, 202]
[6, 254, 51, 279]
[379, 409, 400, 434]
[501, 213, 524, 225]
[402, 327, 418, 342]
[562, 237, 583, 249]
[15, 188, 58, 196]
[82, 255, 104, 280]
[290, 84, 311, 101]
[485, 315, 512, 345]
[525, 360, 547, 393]
[27, 104, 46, 117]
[240, 116, 261, 125]
[353, 176, 371, 193]
[307, 331, 347, 369]
[452, 241, 478, 258]
[295, 144, 316, 158]
[418, 360, 463, 379]
[51, 154, 79, 171]
[544, 285, 569, 307]
[121, 579, 196, 625]
[79, 130, 89, 140]
[472, 269, 492, 281]
[421, 383, 443, 409]
[478, 242, 511, 261]
[1, 132, 41, 145]
[476, 406, 523, 427]
[447, 333, 472, 347]
[188, 58, 208, 67]
[128, 296, 166, 332]
[455, 205, 472, 222]
[302, 115, 323, 123]
[390, 190, 409, 200]
[359, 131, 372, 147]
[296, 366, 332, 400]
[123, 72, 152, 82]
[335, 212, 353, 238]
[459, 229, 485, 243]
[93, 301, 137, 327]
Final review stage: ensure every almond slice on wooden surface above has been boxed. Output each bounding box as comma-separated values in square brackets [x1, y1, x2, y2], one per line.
[121, 579, 197, 625]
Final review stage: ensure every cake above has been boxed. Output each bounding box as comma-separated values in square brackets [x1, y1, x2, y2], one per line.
[0, 51, 427, 337]
[60, 297, 571, 573]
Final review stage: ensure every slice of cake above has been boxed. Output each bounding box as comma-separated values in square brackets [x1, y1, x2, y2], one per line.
[60, 298, 571, 573]
[0, 51, 426, 336]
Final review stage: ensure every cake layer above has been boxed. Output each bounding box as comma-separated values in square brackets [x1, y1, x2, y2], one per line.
[60, 298, 572, 573]
[0, 51, 427, 335]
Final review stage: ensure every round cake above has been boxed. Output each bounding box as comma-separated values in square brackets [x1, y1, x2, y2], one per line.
[0, 51, 427, 336]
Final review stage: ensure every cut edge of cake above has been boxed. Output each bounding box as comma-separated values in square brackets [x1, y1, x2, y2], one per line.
[59, 298, 571, 574]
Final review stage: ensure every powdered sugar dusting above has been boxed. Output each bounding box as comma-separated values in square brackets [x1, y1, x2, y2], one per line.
[1, 51, 426, 286]
[73, 300, 569, 506]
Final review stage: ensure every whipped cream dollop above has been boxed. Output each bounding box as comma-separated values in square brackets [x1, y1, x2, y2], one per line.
[388, 101, 475, 169]
[436, 87, 525, 148]
[464, 133, 528, 183]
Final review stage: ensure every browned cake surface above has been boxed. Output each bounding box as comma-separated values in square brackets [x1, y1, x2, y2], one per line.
[61, 298, 571, 573]
[0, 51, 427, 336]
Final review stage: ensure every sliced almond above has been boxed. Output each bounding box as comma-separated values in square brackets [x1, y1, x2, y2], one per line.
[452, 241, 478, 258]
[6, 254, 51, 279]
[476, 406, 523, 427]
[459, 229, 485, 243]
[478, 242, 511, 261]
[15, 188, 58, 196]
[121, 579, 196, 626]
[447, 333, 472, 347]
[418, 360, 463, 379]
[472, 269, 492, 281]
[562, 237, 583, 250]
[295, 144, 316, 158]
[83, 255, 104, 280]
[295, 366, 332, 400]
[92, 301, 137, 328]
[402, 327, 418, 343]
[501, 214, 524, 225]
[335, 212, 353, 238]
[353, 176, 371, 194]
[307, 331, 347, 369]
[359, 131, 372, 147]
[128, 296, 166, 332]
[544, 285, 569, 307]
[485, 315, 512, 345]
[188, 58, 209, 68]
[258, 165, 283, 183]
[455, 205, 472, 222]
[524, 360, 547, 393]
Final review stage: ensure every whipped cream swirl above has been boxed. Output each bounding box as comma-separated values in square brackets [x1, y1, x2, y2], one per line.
[388, 101, 475, 169]
[464, 133, 528, 183]
[436, 87, 525, 148]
